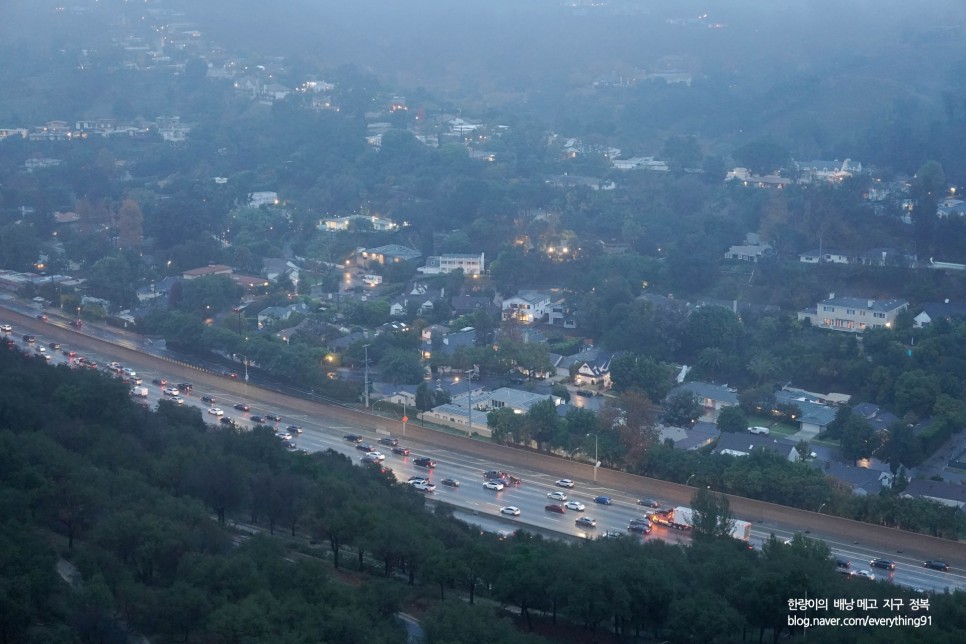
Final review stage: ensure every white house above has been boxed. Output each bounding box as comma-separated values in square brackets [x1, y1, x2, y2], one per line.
[417, 253, 485, 276]
[249, 191, 279, 208]
[798, 294, 908, 333]
[502, 291, 552, 324]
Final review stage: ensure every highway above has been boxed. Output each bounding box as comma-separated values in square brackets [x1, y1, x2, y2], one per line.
[3, 301, 965, 595]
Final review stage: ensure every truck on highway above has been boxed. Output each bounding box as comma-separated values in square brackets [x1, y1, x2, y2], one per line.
[650, 506, 752, 542]
[130, 386, 149, 398]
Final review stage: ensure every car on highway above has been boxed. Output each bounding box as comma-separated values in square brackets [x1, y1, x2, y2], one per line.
[924, 560, 950, 572]
[163, 387, 180, 396]
[501, 506, 521, 516]
[564, 501, 585, 512]
[177, 383, 193, 392]
[407, 476, 428, 484]
[287, 425, 303, 434]
[627, 523, 651, 535]
[853, 570, 875, 581]
[628, 518, 652, 529]
[265, 413, 282, 422]
[545, 504, 566, 514]
[836, 568, 853, 578]
[234, 403, 251, 412]
[547, 491, 568, 502]
[201, 395, 217, 403]
[392, 446, 411, 456]
[575, 517, 597, 529]
[22, 334, 35, 343]
[207, 407, 224, 416]
[283, 440, 298, 450]
[483, 481, 505, 491]
[36, 314, 48, 322]
[69, 319, 83, 328]
[870, 558, 896, 571]
[411, 480, 436, 493]
[835, 557, 851, 569]
[171, 396, 185, 405]
[250, 415, 265, 424]
[356, 443, 375, 452]
[48, 342, 61, 350]
[594, 496, 613, 505]
[379, 437, 399, 447]
[413, 457, 436, 468]
[363, 451, 385, 462]
[343, 434, 364, 443]
[440, 478, 460, 488]
[637, 498, 662, 508]
[276, 432, 292, 441]
[152, 378, 168, 386]
[555, 479, 575, 488]
[0, 324, 11, 332]
[220, 417, 237, 427]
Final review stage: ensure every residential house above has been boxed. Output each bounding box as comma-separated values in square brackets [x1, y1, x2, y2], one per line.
[327, 331, 369, 352]
[421, 325, 451, 342]
[182, 264, 233, 280]
[821, 462, 893, 496]
[852, 402, 901, 433]
[901, 480, 966, 510]
[249, 191, 279, 208]
[502, 291, 552, 324]
[612, 156, 669, 171]
[421, 327, 476, 360]
[262, 258, 300, 289]
[320, 214, 397, 232]
[658, 420, 720, 451]
[798, 294, 909, 332]
[417, 253, 485, 276]
[937, 197, 966, 218]
[667, 382, 738, 411]
[356, 244, 422, 268]
[555, 347, 613, 387]
[488, 387, 562, 414]
[798, 248, 915, 267]
[774, 390, 838, 434]
[724, 235, 773, 262]
[914, 300, 966, 328]
[796, 159, 862, 184]
[548, 301, 577, 328]
[451, 294, 498, 317]
[713, 432, 802, 462]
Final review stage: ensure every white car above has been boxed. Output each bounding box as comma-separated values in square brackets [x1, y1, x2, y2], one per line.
[411, 481, 436, 493]
[555, 479, 575, 488]
[853, 570, 876, 581]
[0, 324, 11, 332]
[483, 481, 505, 491]
[748, 426, 770, 435]
[207, 407, 224, 416]
[564, 500, 585, 511]
[365, 451, 385, 462]
[500, 506, 521, 516]
[276, 432, 292, 441]
[163, 387, 180, 396]
[171, 396, 185, 405]
[547, 491, 568, 501]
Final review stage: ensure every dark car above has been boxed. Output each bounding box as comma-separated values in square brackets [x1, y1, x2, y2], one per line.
[152, 378, 167, 386]
[440, 478, 461, 488]
[265, 413, 282, 422]
[201, 395, 217, 403]
[286, 425, 303, 434]
[507, 475, 522, 485]
[219, 417, 237, 426]
[48, 342, 61, 350]
[36, 314, 48, 322]
[594, 496, 613, 505]
[343, 434, 364, 443]
[356, 443, 375, 452]
[629, 517, 652, 528]
[638, 498, 662, 508]
[870, 558, 896, 571]
[379, 437, 399, 447]
[628, 523, 651, 535]
[484, 470, 508, 480]
[413, 457, 437, 468]
[392, 446, 411, 456]
[22, 334, 35, 343]
[924, 560, 950, 572]
[177, 383, 193, 392]
[835, 557, 851, 569]
[234, 403, 251, 412]
[69, 319, 83, 328]
[545, 504, 566, 514]
[249, 415, 265, 424]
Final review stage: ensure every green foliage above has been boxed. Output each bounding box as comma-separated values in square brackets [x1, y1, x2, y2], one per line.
[610, 353, 674, 400]
[662, 391, 702, 427]
[716, 406, 748, 433]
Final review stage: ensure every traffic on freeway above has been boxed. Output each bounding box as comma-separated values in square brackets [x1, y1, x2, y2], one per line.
[2, 307, 964, 595]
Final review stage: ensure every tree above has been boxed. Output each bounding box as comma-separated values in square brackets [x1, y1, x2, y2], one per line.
[839, 415, 880, 462]
[878, 422, 922, 474]
[116, 198, 144, 250]
[685, 306, 741, 357]
[690, 488, 735, 540]
[377, 348, 424, 385]
[747, 352, 778, 386]
[732, 139, 790, 176]
[662, 391, 701, 427]
[716, 406, 748, 433]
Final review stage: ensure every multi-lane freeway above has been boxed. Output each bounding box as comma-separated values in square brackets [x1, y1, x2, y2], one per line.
[3, 301, 965, 595]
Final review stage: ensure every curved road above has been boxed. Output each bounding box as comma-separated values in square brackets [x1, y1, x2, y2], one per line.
[5, 305, 966, 579]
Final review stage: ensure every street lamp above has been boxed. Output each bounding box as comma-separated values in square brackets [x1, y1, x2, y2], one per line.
[686, 473, 696, 486]
[818, 502, 827, 514]
[362, 344, 370, 408]
[587, 432, 599, 482]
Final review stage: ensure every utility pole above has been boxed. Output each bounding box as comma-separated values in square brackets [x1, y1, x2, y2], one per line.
[587, 432, 599, 482]
[363, 344, 370, 408]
